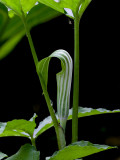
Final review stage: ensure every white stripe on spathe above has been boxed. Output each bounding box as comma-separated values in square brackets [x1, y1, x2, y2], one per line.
[37, 49, 73, 131]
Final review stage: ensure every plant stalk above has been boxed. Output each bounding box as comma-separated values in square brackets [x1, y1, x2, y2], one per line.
[22, 15, 38, 68]
[31, 138, 37, 149]
[21, 14, 65, 150]
[72, 14, 80, 143]
[38, 76, 66, 149]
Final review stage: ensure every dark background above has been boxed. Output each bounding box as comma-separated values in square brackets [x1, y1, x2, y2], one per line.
[0, 0, 120, 159]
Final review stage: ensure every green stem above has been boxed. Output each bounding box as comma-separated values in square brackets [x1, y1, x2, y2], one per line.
[21, 14, 65, 150]
[31, 138, 36, 149]
[22, 14, 38, 68]
[72, 14, 80, 143]
[38, 76, 66, 149]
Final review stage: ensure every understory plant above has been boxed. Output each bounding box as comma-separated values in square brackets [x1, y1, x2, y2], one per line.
[0, 0, 120, 159]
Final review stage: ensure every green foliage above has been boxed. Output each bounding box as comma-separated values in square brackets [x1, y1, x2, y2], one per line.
[38, 0, 92, 144]
[0, 0, 119, 159]
[0, 114, 37, 139]
[34, 107, 120, 138]
[38, 0, 92, 19]
[0, 3, 61, 60]
[48, 141, 116, 160]
[5, 144, 40, 160]
[0, 2, 8, 36]
[0, 0, 37, 17]
[68, 107, 120, 120]
[0, 152, 7, 159]
[0, 31, 25, 60]
[37, 49, 73, 131]
[33, 115, 55, 138]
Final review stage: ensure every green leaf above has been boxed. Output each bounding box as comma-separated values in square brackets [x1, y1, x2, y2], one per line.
[0, 31, 25, 59]
[0, 0, 37, 17]
[1, 3, 61, 41]
[0, 3, 61, 60]
[78, 0, 92, 18]
[37, 49, 73, 131]
[38, 0, 92, 19]
[33, 115, 55, 138]
[68, 107, 120, 120]
[5, 144, 40, 160]
[49, 141, 116, 160]
[0, 152, 7, 159]
[34, 107, 120, 138]
[8, 9, 15, 18]
[0, 114, 37, 139]
[0, 2, 8, 35]
[29, 113, 37, 122]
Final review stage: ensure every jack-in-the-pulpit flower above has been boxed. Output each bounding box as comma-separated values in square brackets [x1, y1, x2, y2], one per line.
[37, 49, 73, 131]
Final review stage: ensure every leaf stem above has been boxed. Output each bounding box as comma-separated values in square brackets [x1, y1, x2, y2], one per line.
[31, 138, 37, 149]
[72, 13, 80, 143]
[21, 14, 38, 68]
[21, 14, 65, 150]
